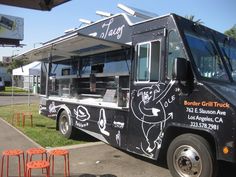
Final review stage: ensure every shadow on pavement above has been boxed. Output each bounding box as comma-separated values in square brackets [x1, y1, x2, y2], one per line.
[9, 175, 117, 177]
[71, 129, 98, 142]
[34, 124, 98, 142]
[122, 149, 236, 177]
[218, 161, 236, 177]
[78, 174, 117, 177]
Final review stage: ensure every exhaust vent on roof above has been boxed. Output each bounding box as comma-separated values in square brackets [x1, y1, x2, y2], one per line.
[79, 18, 93, 27]
[96, 11, 113, 18]
[117, 3, 157, 19]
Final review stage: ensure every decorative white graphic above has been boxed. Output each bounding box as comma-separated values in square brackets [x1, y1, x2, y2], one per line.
[74, 105, 90, 121]
[100, 18, 125, 40]
[97, 108, 110, 136]
[131, 80, 175, 157]
[48, 102, 66, 113]
[116, 130, 121, 147]
[113, 121, 125, 129]
[39, 105, 46, 113]
[49, 101, 57, 113]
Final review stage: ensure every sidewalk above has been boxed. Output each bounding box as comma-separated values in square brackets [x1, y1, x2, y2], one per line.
[0, 118, 41, 176]
[0, 117, 171, 177]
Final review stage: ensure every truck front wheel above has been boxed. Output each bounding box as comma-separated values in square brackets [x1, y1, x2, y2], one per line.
[58, 110, 73, 139]
[167, 133, 216, 177]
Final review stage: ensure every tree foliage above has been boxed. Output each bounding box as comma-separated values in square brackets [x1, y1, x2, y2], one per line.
[185, 15, 204, 25]
[224, 25, 236, 40]
[6, 59, 29, 74]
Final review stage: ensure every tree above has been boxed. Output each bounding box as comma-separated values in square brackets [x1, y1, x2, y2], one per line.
[185, 15, 204, 25]
[7, 58, 28, 74]
[224, 25, 236, 40]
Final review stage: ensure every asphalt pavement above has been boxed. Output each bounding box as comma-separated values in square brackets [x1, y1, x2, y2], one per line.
[0, 95, 40, 106]
[0, 117, 171, 177]
[0, 95, 172, 177]
[0, 96, 236, 177]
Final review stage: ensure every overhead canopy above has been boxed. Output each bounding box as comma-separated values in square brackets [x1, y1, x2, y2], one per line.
[12, 61, 41, 76]
[0, 0, 70, 11]
[14, 33, 131, 62]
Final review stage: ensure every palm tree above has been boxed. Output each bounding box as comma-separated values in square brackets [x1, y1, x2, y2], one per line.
[185, 15, 204, 25]
[224, 25, 236, 40]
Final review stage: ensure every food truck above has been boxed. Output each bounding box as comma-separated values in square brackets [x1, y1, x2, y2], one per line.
[15, 5, 236, 177]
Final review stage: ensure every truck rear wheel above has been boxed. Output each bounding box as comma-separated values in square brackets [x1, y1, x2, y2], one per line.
[58, 110, 73, 139]
[167, 133, 216, 177]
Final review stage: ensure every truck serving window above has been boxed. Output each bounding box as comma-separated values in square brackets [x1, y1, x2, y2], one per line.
[185, 32, 229, 81]
[136, 41, 160, 82]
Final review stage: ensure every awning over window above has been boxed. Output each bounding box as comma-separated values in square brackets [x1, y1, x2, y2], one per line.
[14, 33, 131, 62]
[0, 0, 70, 11]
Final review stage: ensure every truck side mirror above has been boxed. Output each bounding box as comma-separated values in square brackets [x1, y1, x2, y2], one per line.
[172, 57, 189, 81]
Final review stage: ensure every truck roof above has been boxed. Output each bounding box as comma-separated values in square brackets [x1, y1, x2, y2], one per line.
[13, 8, 235, 63]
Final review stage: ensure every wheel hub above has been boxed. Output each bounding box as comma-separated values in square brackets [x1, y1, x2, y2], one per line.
[174, 145, 202, 177]
[178, 156, 192, 173]
[60, 116, 69, 135]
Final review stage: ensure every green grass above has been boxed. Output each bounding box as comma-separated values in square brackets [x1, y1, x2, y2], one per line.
[0, 87, 29, 95]
[0, 103, 86, 147]
[5, 87, 28, 93]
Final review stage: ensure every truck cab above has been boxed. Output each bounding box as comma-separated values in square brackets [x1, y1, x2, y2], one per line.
[162, 15, 236, 177]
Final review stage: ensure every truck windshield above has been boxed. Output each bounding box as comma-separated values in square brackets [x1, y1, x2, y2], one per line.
[219, 41, 236, 81]
[184, 32, 229, 81]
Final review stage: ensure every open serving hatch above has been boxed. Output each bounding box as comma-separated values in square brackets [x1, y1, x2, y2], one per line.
[14, 32, 131, 62]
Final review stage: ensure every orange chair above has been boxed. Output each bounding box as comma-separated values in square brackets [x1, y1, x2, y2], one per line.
[22, 112, 33, 127]
[26, 148, 47, 173]
[26, 148, 47, 163]
[26, 160, 50, 177]
[48, 149, 70, 177]
[1, 149, 25, 177]
[12, 112, 21, 126]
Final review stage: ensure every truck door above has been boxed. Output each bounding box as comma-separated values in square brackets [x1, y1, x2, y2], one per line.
[127, 29, 176, 159]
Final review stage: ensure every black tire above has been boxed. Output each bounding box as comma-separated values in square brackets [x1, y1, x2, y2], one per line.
[58, 110, 73, 139]
[167, 133, 217, 177]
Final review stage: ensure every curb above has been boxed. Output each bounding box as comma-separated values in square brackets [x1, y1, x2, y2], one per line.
[0, 117, 103, 150]
[0, 117, 42, 148]
[46, 141, 104, 150]
[0, 93, 37, 96]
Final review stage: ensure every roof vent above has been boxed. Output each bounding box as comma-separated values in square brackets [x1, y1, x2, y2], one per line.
[96, 10, 113, 18]
[117, 3, 157, 19]
[64, 28, 77, 34]
[79, 18, 93, 26]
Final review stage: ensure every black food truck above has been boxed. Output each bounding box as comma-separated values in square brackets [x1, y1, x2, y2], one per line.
[15, 5, 236, 177]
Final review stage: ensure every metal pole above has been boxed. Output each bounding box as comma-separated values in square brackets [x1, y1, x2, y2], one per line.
[45, 47, 53, 97]
[11, 75, 14, 113]
[28, 75, 30, 107]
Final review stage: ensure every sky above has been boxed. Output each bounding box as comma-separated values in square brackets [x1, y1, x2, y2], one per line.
[0, 0, 236, 60]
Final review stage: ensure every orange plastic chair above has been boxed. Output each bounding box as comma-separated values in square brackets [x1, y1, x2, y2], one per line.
[12, 112, 21, 126]
[26, 148, 47, 163]
[1, 149, 25, 177]
[48, 149, 70, 177]
[26, 160, 50, 177]
[22, 112, 33, 127]
[26, 148, 47, 173]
